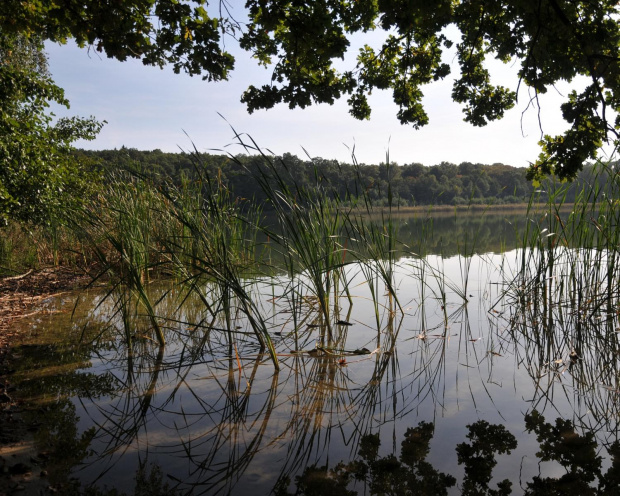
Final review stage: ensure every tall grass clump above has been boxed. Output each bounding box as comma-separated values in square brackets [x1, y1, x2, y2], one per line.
[498, 159, 620, 430]
[453, 203, 490, 302]
[504, 156, 620, 338]
[344, 155, 405, 331]
[0, 217, 90, 274]
[72, 171, 166, 347]
[0, 222, 40, 274]
[225, 134, 353, 342]
[160, 149, 279, 368]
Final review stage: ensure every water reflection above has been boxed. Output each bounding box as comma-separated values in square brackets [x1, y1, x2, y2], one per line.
[8, 244, 620, 495]
[389, 209, 523, 257]
[276, 411, 620, 495]
[15, 332, 620, 495]
[259, 209, 538, 262]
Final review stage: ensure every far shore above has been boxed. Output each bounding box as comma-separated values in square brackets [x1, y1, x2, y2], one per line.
[353, 202, 575, 216]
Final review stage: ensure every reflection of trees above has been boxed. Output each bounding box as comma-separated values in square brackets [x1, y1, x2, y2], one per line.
[262, 210, 529, 266]
[524, 410, 620, 495]
[351, 423, 457, 495]
[456, 420, 516, 495]
[391, 211, 525, 257]
[274, 421, 457, 496]
[10, 342, 116, 489]
[277, 412, 620, 495]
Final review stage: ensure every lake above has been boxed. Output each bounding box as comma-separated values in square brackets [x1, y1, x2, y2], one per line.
[11, 207, 620, 495]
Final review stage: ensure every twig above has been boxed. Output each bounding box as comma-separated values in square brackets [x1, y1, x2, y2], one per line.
[1, 269, 33, 281]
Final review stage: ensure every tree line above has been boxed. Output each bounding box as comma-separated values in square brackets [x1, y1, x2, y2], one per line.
[80, 148, 610, 208]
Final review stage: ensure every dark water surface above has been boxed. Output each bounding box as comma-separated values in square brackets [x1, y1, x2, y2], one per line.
[12, 210, 620, 495]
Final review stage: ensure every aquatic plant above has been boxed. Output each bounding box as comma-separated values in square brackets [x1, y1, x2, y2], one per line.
[504, 157, 620, 323]
[72, 172, 167, 347]
[160, 149, 280, 368]
[221, 131, 355, 343]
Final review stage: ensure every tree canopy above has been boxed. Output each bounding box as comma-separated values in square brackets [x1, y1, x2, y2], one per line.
[240, 0, 619, 183]
[0, 32, 102, 225]
[1, 1, 619, 183]
[0, 0, 236, 80]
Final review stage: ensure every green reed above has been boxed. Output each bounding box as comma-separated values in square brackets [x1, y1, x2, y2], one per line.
[160, 148, 279, 368]
[344, 155, 405, 332]
[454, 203, 488, 302]
[498, 268, 620, 431]
[73, 172, 166, 347]
[0, 222, 39, 274]
[504, 157, 620, 365]
[67, 131, 557, 372]
[225, 133, 352, 341]
[0, 217, 89, 274]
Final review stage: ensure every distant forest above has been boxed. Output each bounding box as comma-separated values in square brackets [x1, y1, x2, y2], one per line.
[79, 148, 609, 207]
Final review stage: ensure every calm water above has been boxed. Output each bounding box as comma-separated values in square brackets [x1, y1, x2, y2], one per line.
[14, 210, 620, 495]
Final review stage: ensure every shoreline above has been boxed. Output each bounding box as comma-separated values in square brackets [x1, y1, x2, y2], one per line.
[352, 201, 575, 214]
[0, 267, 93, 496]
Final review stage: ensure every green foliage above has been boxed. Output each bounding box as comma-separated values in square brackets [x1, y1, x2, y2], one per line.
[0, 32, 102, 225]
[4, 1, 617, 182]
[82, 148, 541, 207]
[239, 0, 619, 181]
[76, 463, 180, 496]
[0, 222, 38, 273]
[0, 0, 235, 81]
[73, 172, 168, 347]
[85, 148, 618, 209]
[161, 154, 280, 367]
[133, 463, 179, 496]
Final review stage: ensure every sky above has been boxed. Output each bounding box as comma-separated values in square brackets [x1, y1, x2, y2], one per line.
[45, 27, 591, 169]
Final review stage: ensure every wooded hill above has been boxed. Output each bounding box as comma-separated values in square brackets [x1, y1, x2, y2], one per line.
[79, 148, 607, 207]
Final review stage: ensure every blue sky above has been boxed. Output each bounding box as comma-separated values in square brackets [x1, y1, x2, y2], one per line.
[45, 33, 584, 168]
